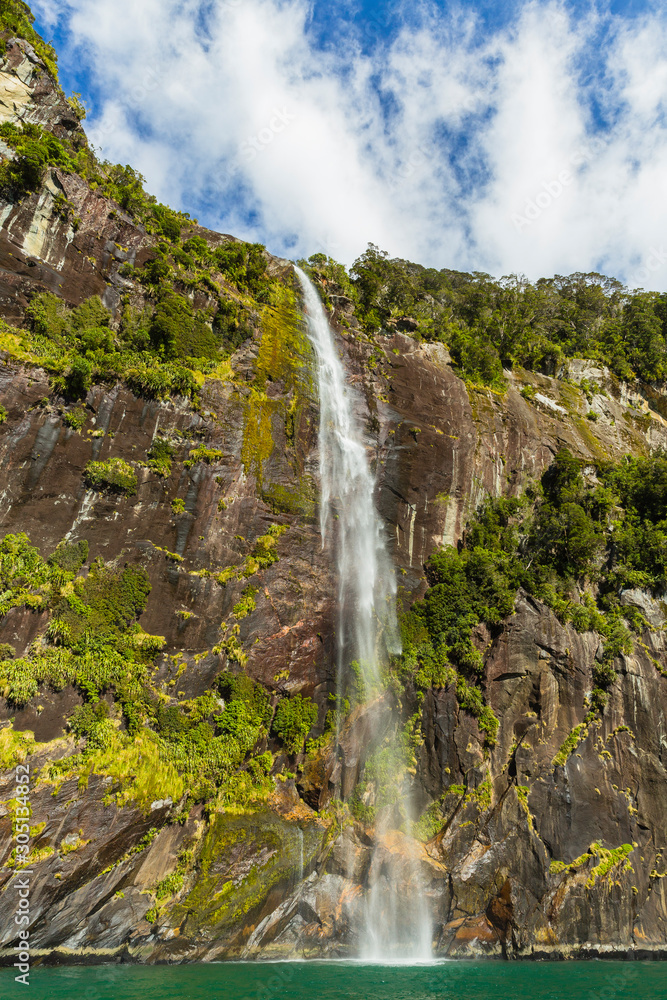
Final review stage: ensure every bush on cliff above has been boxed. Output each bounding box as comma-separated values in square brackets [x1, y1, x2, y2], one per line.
[402, 449, 667, 737]
[272, 694, 318, 755]
[0, 122, 75, 196]
[84, 457, 137, 496]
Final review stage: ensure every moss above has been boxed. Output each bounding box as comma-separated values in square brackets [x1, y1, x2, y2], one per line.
[171, 810, 320, 944]
[549, 842, 635, 887]
[261, 480, 317, 519]
[153, 847, 194, 901]
[241, 389, 276, 484]
[553, 723, 588, 768]
[455, 674, 499, 747]
[256, 285, 311, 393]
[184, 446, 223, 469]
[63, 406, 86, 431]
[0, 725, 37, 769]
[516, 785, 536, 832]
[233, 586, 257, 620]
[241, 285, 313, 485]
[84, 457, 137, 496]
[573, 414, 608, 461]
[413, 801, 446, 842]
[586, 841, 635, 887]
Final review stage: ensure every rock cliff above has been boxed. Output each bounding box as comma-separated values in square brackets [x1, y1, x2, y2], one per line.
[1, 19, 667, 965]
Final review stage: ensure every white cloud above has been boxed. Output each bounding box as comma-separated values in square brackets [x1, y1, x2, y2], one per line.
[31, 0, 667, 288]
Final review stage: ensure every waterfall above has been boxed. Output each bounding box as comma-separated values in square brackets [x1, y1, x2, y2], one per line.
[295, 267, 399, 689]
[295, 266, 432, 962]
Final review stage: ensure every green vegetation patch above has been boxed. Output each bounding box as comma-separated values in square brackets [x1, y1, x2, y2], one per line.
[84, 457, 137, 495]
[272, 694, 318, 755]
[550, 841, 634, 888]
[0, 2, 59, 80]
[147, 438, 176, 478]
[400, 448, 667, 744]
[303, 244, 667, 390]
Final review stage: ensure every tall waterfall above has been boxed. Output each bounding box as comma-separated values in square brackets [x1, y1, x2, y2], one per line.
[295, 267, 432, 962]
[295, 266, 399, 689]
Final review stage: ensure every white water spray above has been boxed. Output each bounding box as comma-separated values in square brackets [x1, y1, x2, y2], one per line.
[296, 266, 432, 962]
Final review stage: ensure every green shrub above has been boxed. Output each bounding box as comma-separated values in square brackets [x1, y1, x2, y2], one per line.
[84, 458, 137, 495]
[51, 560, 151, 654]
[149, 292, 218, 360]
[0, 120, 71, 196]
[272, 694, 318, 755]
[401, 448, 667, 731]
[48, 539, 88, 575]
[0, 404, 7, 424]
[213, 241, 269, 297]
[64, 406, 86, 431]
[147, 438, 175, 477]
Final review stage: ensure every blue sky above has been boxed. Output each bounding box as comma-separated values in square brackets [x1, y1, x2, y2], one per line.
[30, 1, 667, 287]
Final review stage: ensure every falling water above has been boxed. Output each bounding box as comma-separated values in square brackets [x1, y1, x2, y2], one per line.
[295, 267, 399, 687]
[295, 266, 432, 962]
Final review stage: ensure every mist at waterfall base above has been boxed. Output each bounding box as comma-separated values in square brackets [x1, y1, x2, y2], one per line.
[295, 267, 431, 961]
[7, 962, 667, 1000]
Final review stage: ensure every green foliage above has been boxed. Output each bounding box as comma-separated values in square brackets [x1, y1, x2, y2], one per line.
[184, 446, 223, 469]
[213, 297, 252, 354]
[233, 586, 257, 620]
[16, 292, 201, 404]
[217, 672, 272, 731]
[272, 693, 318, 755]
[48, 539, 88, 575]
[68, 700, 110, 741]
[0, 526, 277, 809]
[150, 291, 218, 361]
[212, 241, 270, 297]
[0, 1, 59, 79]
[251, 524, 287, 570]
[350, 740, 411, 825]
[84, 457, 137, 495]
[315, 246, 667, 386]
[147, 438, 175, 478]
[586, 841, 634, 887]
[51, 560, 151, 654]
[64, 406, 86, 431]
[403, 449, 667, 734]
[0, 121, 74, 197]
[552, 723, 588, 767]
[0, 535, 161, 715]
[0, 404, 7, 424]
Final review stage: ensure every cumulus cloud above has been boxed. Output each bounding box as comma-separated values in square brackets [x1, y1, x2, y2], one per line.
[31, 0, 667, 287]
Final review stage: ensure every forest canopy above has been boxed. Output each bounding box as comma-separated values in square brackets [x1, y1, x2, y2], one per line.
[305, 245, 667, 389]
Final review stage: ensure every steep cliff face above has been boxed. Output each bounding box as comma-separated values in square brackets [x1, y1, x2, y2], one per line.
[1, 23, 667, 966]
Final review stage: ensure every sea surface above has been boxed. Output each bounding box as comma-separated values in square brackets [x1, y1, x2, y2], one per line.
[1, 960, 667, 1000]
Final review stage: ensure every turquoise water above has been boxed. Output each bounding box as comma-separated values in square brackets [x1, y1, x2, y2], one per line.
[1, 961, 667, 999]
